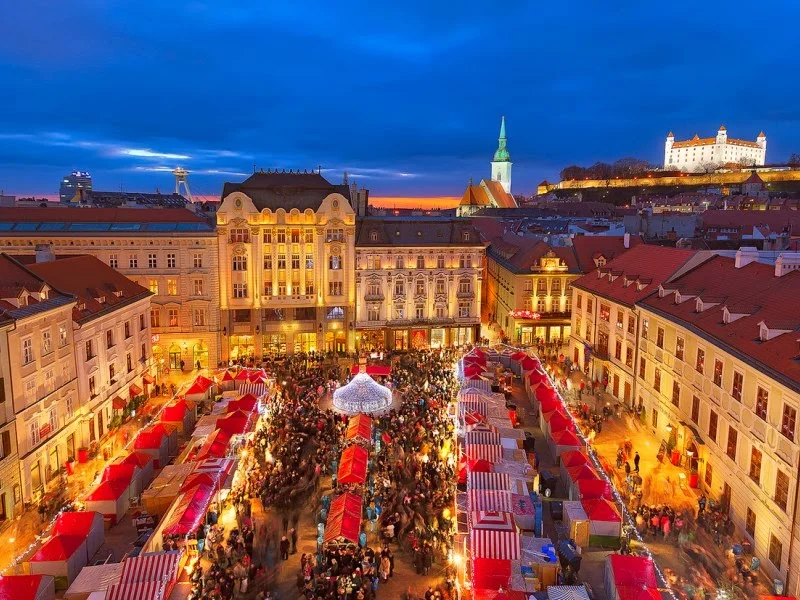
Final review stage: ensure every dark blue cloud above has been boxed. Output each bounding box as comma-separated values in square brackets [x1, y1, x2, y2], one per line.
[1, 0, 799, 197]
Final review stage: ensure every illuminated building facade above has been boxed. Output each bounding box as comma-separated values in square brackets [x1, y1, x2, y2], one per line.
[354, 217, 484, 350]
[217, 171, 362, 357]
[0, 207, 219, 372]
[665, 126, 766, 171]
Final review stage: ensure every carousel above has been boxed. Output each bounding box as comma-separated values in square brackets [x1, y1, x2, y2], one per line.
[332, 370, 393, 415]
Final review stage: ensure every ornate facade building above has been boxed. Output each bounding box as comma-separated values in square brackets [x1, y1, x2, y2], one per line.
[0, 207, 219, 372]
[354, 217, 484, 350]
[217, 171, 361, 358]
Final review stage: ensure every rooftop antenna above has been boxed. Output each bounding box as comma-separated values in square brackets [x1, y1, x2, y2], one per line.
[173, 167, 194, 202]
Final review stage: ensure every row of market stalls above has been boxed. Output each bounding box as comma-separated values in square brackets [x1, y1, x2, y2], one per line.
[321, 413, 376, 547]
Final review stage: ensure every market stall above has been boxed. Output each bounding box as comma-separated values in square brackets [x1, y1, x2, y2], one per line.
[28, 535, 88, 589]
[53, 512, 104, 563]
[467, 471, 511, 491]
[133, 429, 169, 469]
[572, 478, 614, 502]
[559, 450, 589, 486]
[0, 574, 55, 600]
[464, 430, 501, 446]
[582, 498, 622, 547]
[216, 409, 254, 436]
[345, 414, 372, 444]
[101, 463, 141, 503]
[226, 394, 259, 414]
[468, 488, 513, 512]
[337, 445, 368, 485]
[118, 452, 155, 489]
[149, 423, 179, 458]
[159, 399, 196, 434]
[604, 555, 659, 600]
[323, 492, 363, 544]
[185, 375, 214, 402]
[85, 480, 130, 525]
[519, 536, 559, 588]
[219, 370, 235, 391]
[470, 558, 512, 597]
[162, 484, 215, 537]
[464, 443, 504, 463]
[470, 522, 520, 559]
[64, 563, 122, 600]
[141, 463, 196, 518]
[194, 429, 231, 461]
[562, 501, 590, 548]
[547, 429, 584, 462]
[106, 551, 183, 600]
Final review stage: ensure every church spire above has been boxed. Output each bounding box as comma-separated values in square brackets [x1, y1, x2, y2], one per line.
[493, 116, 510, 162]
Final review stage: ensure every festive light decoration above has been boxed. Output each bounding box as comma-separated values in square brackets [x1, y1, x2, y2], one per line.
[508, 310, 541, 320]
[332, 372, 393, 415]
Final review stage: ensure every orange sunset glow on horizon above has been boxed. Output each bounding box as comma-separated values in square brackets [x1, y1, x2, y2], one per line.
[369, 196, 461, 210]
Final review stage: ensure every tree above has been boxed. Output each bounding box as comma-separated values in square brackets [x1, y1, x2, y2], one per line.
[788, 153, 800, 167]
[559, 165, 585, 181]
[613, 157, 650, 177]
[697, 162, 719, 174]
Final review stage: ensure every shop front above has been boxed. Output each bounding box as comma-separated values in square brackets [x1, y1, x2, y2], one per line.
[511, 310, 570, 346]
[294, 332, 317, 354]
[229, 335, 255, 361]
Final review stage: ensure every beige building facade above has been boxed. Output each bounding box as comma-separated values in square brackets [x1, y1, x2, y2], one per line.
[354, 218, 484, 350]
[217, 172, 358, 357]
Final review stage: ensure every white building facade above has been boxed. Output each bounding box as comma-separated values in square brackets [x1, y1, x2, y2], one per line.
[665, 126, 766, 171]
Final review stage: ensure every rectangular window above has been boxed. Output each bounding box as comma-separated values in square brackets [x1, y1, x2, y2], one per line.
[459, 302, 470, 318]
[263, 255, 273, 270]
[277, 254, 286, 270]
[616, 311, 623, 330]
[704, 462, 713, 487]
[749, 446, 762, 483]
[148, 253, 157, 269]
[263, 230, 272, 244]
[416, 256, 425, 270]
[745, 508, 756, 538]
[22, 338, 33, 365]
[435, 279, 446, 295]
[230, 228, 250, 243]
[193, 253, 203, 268]
[124, 321, 131, 339]
[150, 309, 160, 328]
[732, 371, 743, 402]
[232, 255, 247, 271]
[627, 315, 635, 334]
[756, 386, 768, 421]
[59, 324, 68, 347]
[651, 408, 658, 428]
[576, 294, 582, 310]
[417, 280, 428, 295]
[305, 229, 313, 243]
[675, 336, 684, 361]
[106, 330, 113, 349]
[691, 395, 700, 423]
[41, 330, 51, 355]
[769, 535, 782, 568]
[193, 279, 204, 295]
[193, 309, 207, 326]
[85, 339, 94, 360]
[368, 308, 380, 321]
[30, 422, 40, 447]
[394, 305, 405, 320]
[292, 255, 300, 270]
[695, 348, 705, 374]
[656, 327, 664, 348]
[168, 308, 179, 327]
[437, 256, 445, 269]
[233, 283, 248, 298]
[24, 379, 36, 404]
[148, 279, 159, 295]
[396, 256, 404, 270]
[139, 314, 145, 331]
[88, 375, 96, 397]
[708, 410, 718, 443]
[615, 340, 622, 361]
[436, 306, 446, 319]
[653, 367, 661, 393]
[166, 253, 176, 268]
[782, 404, 797, 442]
[641, 317, 648, 339]
[126, 352, 132, 373]
[329, 281, 343, 296]
[109, 254, 118, 269]
[305, 255, 314, 269]
[599, 304, 610, 322]
[291, 229, 300, 244]
[415, 304, 424, 319]
[263, 281, 273, 296]
[277, 282, 286, 296]
[625, 346, 633, 368]
[775, 470, 790, 512]
[108, 363, 116, 382]
[586, 297, 593, 314]
[639, 357, 646, 379]
[326, 229, 344, 242]
[129, 255, 138, 269]
[713, 359, 723, 387]
[672, 381, 680, 407]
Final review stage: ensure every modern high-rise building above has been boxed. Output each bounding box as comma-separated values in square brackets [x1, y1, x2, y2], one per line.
[59, 171, 92, 203]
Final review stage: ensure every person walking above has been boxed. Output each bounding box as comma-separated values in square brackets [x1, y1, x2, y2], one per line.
[379, 553, 391, 582]
[633, 452, 640, 473]
[279, 535, 290, 560]
[289, 527, 298, 554]
[281, 515, 289, 535]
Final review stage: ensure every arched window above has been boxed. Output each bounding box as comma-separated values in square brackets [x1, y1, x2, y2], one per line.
[370, 230, 379, 242]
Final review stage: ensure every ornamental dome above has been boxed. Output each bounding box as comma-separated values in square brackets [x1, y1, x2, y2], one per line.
[333, 372, 393, 415]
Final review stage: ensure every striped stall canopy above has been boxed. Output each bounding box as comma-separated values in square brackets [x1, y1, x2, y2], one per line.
[461, 379, 492, 392]
[467, 471, 511, 491]
[468, 488, 513, 512]
[465, 422, 498, 434]
[459, 391, 492, 403]
[465, 430, 501, 446]
[547, 585, 591, 600]
[470, 528, 520, 560]
[117, 551, 182, 585]
[238, 382, 266, 397]
[106, 581, 165, 600]
[470, 510, 516, 531]
[458, 401, 487, 416]
[464, 443, 503, 463]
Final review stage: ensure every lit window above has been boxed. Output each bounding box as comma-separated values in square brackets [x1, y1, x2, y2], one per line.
[167, 253, 176, 268]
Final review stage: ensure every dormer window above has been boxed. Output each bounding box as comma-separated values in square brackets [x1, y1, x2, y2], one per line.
[41, 289, 49, 300]
[370, 230, 378, 242]
[462, 231, 471, 241]
[77, 302, 86, 311]
[695, 298, 703, 313]
[594, 256, 606, 267]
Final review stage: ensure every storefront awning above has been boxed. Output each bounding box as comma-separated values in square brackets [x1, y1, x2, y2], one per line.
[162, 484, 214, 536]
[142, 373, 155, 385]
[112, 396, 127, 410]
[129, 384, 142, 397]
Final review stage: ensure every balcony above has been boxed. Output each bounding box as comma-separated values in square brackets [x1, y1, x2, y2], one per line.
[593, 346, 610, 361]
[456, 290, 474, 298]
[364, 293, 385, 301]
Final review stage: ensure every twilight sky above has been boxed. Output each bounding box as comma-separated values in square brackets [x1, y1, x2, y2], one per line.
[1, 1, 799, 204]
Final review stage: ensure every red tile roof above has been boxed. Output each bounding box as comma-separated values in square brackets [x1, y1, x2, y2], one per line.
[28, 255, 151, 323]
[483, 180, 517, 208]
[489, 233, 579, 273]
[640, 255, 800, 391]
[0, 254, 74, 323]
[572, 245, 697, 306]
[571, 235, 644, 274]
[701, 209, 800, 233]
[0, 207, 206, 223]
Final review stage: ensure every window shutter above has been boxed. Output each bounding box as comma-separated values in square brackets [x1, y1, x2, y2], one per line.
[1, 431, 10, 458]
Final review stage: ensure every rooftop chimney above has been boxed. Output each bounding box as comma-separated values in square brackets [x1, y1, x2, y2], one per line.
[775, 252, 800, 277]
[35, 244, 55, 263]
[623, 232, 630, 249]
[734, 247, 759, 269]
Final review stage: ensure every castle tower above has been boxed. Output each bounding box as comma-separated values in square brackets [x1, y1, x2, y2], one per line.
[491, 116, 512, 193]
[716, 125, 728, 144]
[757, 130, 767, 151]
[664, 131, 675, 168]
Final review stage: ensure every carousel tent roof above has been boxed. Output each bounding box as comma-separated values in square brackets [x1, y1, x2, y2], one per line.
[332, 372, 392, 415]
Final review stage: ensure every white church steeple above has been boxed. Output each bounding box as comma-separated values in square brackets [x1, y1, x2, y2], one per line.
[491, 116, 512, 193]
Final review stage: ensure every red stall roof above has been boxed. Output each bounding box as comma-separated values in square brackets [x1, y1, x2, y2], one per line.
[337, 445, 368, 485]
[607, 554, 658, 587]
[567, 464, 599, 482]
[346, 414, 372, 442]
[535, 385, 556, 403]
[471, 557, 512, 591]
[163, 484, 214, 536]
[234, 369, 250, 381]
[31, 535, 84, 562]
[160, 401, 189, 423]
[576, 478, 614, 501]
[582, 498, 622, 522]
[217, 410, 252, 436]
[101, 463, 137, 485]
[86, 480, 129, 501]
[550, 429, 582, 448]
[53, 511, 101, 537]
[349, 364, 391, 376]
[221, 370, 234, 382]
[120, 451, 154, 468]
[195, 429, 230, 461]
[0, 574, 50, 600]
[324, 492, 363, 544]
[226, 394, 258, 414]
[133, 430, 165, 450]
[560, 450, 588, 468]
